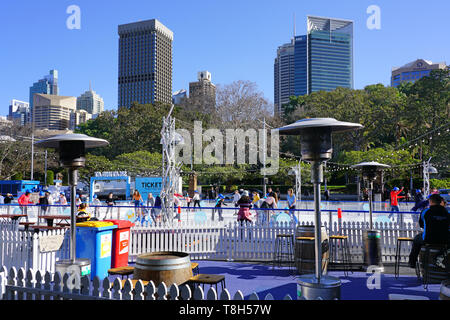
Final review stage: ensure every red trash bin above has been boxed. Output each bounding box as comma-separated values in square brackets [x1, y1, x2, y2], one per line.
[104, 219, 134, 268]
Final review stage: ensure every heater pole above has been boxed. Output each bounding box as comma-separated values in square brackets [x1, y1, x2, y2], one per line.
[68, 168, 78, 263]
[311, 161, 323, 283]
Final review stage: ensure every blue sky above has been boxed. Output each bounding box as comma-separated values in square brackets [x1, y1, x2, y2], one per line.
[0, 0, 449, 115]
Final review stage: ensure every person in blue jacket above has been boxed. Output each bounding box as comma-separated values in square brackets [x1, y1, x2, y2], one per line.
[408, 194, 450, 268]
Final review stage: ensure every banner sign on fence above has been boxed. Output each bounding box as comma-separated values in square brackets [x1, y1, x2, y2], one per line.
[135, 177, 163, 202]
[39, 234, 65, 252]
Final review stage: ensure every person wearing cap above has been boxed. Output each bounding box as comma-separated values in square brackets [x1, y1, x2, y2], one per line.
[388, 186, 404, 221]
[38, 191, 49, 216]
[408, 193, 450, 268]
[212, 194, 227, 222]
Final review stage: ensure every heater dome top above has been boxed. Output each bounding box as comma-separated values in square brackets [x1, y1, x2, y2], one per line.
[276, 118, 363, 135]
[34, 133, 109, 149]
[351, 161, 391, 169]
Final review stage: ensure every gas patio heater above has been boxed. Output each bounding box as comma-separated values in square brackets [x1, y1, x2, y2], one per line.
[277, 118, 362, 300]
[35, 134, 109, 277]
[351, 161, 390, 272]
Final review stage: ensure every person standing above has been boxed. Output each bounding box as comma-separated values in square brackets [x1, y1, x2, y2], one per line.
[104, 192, 116, 220]
[18, 190, 33, 221]
[251, 191, 260, 208]
[287, 188, 298, 224]
[324, 189, 330, 201]
[192, 190, 201, 210]
[237, 191, 252, 225]
[132, 190, 143, 223]
[92, 194, 101, 219]
[184, 192, 192, 212]
[388, 187, 404, 221]
[213, 194, 226, 222]
[233, 190, 241, 214]
[153, 195, 162, 223]
[58, 192, 68, 215]
[4, 193, 13, 215]
[38, 191, 49, 216]
[146, 193, 155, 224]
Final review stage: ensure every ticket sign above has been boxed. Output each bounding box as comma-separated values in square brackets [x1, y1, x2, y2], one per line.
[135, 177, 163, 201]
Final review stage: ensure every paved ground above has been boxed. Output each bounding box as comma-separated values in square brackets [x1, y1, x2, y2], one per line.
[112, 260, 442, 300]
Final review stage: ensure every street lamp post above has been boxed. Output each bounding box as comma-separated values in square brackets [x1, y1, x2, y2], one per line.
[35, 133, 109, 277]
[277, 118, 362, 300]
[351, 161, 390, 272]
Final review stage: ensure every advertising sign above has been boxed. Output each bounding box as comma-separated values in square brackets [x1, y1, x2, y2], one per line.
[135, 177, 163, 202]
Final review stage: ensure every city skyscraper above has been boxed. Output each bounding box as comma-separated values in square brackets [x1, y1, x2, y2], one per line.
[391, 59, 447, 87]
[29, 69, 59, 109]
[274, 16, 353, 115]
[33, 93, 76, 130]
[307, 16, 353, 93]
[77, 83, 105, 115]
[274, 42, 295, 115]
[8, 99, 30, 126]
[118, 19, 173, 108]
[189, 71, 216, 108]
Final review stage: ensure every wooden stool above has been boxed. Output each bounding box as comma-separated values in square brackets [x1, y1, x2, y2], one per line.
[108, 266, 135, 279]
[191, 262, 199, 276]
[187, 274, 226, 293]
[394, 237, 416, 279]
[273, 234, 294, 273]
[329, 235, 352, 277]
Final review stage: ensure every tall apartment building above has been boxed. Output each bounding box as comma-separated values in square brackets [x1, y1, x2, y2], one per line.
[29, 70, 59, 109]
[274, 16, 353, 115]
[8, 99, 30, 126]
[391, 59, 447, 87]
[118, 19, 173, 108]
[77, 84, 104, 115]
[274, 43, 295, 115]
[32, 93, 76, 130]
[189, 71, 216, 107]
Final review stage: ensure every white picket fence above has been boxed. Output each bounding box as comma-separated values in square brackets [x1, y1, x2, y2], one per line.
[129, 220, 421, 263]
[0, 266, 294, 300]
[0, 219, 421, 277]
[0, 225, 70, 273]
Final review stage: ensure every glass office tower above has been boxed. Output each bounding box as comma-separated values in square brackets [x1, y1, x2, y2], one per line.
[29, 69, 59, 109]
[118, 19, 173, 108]
[274, 16, 353, 115]
[307, 16, 353, 93]
[294, 35, 308, 96]
[274, 42, 295, 115]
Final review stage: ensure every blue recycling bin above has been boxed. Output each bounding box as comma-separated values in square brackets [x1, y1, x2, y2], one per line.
[76, 221, 117, 280]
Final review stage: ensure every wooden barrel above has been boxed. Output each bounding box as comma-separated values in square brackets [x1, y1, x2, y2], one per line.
[419, 246, 449, 284]
[133, 251, 192, 287]
[439, 280, 450, 300]
[294, 225, 329, 275]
